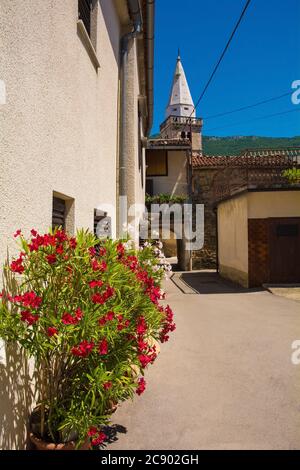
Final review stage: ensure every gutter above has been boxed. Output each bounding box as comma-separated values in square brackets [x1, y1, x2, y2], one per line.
[145, 0, 155, 135]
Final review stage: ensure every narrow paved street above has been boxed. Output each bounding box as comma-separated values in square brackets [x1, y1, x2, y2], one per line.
[107, 272, 300, 450]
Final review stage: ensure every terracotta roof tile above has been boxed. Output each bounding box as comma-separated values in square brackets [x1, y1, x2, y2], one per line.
[192, 151, 300, 168]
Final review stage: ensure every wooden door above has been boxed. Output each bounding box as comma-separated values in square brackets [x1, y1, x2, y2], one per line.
[269, 218, 300, 284]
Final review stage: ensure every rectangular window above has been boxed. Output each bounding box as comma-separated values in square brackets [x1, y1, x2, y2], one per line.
[78, 0, 92, 37]
[52, 197, 66, 230]
[94, 209, 112, 239]
[146, 150, 168, 177]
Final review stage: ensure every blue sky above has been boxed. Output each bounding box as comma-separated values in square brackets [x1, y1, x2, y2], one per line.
[152, 0, 300, 137]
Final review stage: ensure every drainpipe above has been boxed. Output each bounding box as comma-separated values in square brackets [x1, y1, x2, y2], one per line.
[119, 0, 155, 235]
[214, 206, 219, 273]
[119, 0, 143, 203]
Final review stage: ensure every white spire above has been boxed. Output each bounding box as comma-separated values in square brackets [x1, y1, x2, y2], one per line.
[166, 52, 195, 119]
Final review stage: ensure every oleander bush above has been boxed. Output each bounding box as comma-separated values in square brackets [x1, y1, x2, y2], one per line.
[0, 229, 175, 448]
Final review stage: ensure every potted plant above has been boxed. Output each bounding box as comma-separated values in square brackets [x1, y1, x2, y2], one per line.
[0, 229, 175, 450]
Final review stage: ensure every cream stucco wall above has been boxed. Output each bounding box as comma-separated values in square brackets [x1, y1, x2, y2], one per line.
[248, 191, 300, 219]
[0, 0, 121, 270]
[217, 190, 300, 288]
[218, 193, 249, 287]
[0, 0, 147, 449]
[149, 150, 188, 196]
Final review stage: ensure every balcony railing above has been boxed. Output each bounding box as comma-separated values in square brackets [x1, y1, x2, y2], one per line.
[160, 115, 203, 131]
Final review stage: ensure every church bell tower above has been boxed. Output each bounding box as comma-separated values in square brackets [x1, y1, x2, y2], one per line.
[160, 52, 203, 151]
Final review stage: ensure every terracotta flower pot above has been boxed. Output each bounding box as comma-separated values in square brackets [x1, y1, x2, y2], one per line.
[29, 432, 91, 450]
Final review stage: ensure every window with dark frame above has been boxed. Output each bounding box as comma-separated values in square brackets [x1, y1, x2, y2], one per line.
[78, 0, 92, 37]
[52, 197, 66, 230]
[146, 150, 168, 177]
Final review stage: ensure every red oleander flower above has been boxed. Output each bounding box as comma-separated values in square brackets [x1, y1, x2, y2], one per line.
[138, 354, 151, 369]
[10, 258, 24, 274]
[55, 230, 68, 243]
[91, 431, 106, 447]
[89, 280, 104, 289]
[87, 426, 98, 437]
[103, 381, 112, 390]
[75, 307, 83, 321]
[56, 245, 64, 255]
[136, 377, 146, 396]
[92, 293, 105, 305]
[61, 311, 82, 325]
[93, 286, 115, 304]
[91, 260, 107, 272]
[21, 310, 39, 325]
[117, 243, 125, 258]
[98, 247, 107, 257]
[100, 261, 107, 271]
[71, 340, 94, 357]
[136, 317, 147, 335]
[106, 311, 115, 321]
[46, 254, 57, 265]
[117, 323, 125, 331]
[98, 338, 108, 355]
[30, 229, 37, 237]
[165, 305, 174, 322]
[117, 314, 123, 323]
[69, 238, 77, 249]
[138, 339, 148, 352]
[124, 320, 130, 327]
[14, 229, 22, 238]
[47, 327, 58, 337]
[21, 291, 42, 309]
[99, 317, 107, 326]
[89, 247, 96, 257]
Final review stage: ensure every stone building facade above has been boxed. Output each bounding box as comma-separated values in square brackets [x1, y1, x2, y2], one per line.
[191, 149, 300, 270]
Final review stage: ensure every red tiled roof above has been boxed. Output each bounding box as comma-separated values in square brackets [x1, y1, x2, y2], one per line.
[192, 151, 300, 168]
[192, 155, 238, 167]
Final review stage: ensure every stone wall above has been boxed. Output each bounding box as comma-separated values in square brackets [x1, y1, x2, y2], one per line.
[192, 168, 219, 269]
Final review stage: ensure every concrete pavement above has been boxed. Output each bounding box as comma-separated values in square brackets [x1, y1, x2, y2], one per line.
[106, 272, 300, 450]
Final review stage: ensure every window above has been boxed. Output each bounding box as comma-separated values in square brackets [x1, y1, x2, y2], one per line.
[94, 209, 112, 239]
[181, 131, 186, 139]
[78, 0, 92, 37]
[146, 150, 168, 177]
[52, 193, 75, 234]
[52, 197, 66, 230]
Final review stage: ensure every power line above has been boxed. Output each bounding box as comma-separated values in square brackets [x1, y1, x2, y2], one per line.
[173, 0, 252, 137]
[203, 91, 292, 120]
[192, 0, 252, 114]
[204, 107, 300, 132]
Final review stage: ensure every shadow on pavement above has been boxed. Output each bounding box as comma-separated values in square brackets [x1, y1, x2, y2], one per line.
[174, 271, 265, 295]
[103, 424, 127, 446]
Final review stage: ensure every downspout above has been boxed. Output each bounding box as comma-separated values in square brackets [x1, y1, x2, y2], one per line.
[119, 0, 143, 205]
[214, 206, 219, 273]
